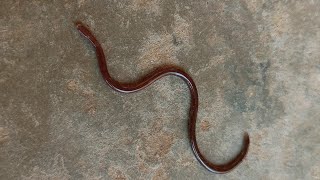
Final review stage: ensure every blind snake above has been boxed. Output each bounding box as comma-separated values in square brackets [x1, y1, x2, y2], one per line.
[75, 21, 250, 174]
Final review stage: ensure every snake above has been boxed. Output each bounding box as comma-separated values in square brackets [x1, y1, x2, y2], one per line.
[75, 21, 250, 174]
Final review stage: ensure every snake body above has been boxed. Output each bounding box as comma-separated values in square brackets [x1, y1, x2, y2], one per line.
[75, 21, 249, 174]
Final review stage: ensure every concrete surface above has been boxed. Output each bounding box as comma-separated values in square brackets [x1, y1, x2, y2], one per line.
[1, 0, 319, 179]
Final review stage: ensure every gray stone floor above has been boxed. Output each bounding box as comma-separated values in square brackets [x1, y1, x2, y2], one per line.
[1, 0, 320, 179]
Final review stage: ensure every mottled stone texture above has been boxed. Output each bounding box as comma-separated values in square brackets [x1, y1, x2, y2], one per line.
[1, 0, 319, 179]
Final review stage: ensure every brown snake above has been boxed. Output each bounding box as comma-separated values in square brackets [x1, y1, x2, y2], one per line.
[75, 21, 250, 174]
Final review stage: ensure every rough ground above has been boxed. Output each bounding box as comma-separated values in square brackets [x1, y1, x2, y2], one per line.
[1, 0, 319, 179]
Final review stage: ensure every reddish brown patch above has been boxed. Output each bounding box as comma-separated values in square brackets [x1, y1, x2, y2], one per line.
[152, 167, 169, 180]
[66, 80, 79, 91]
[144, 132, 174, 160]
[139, 120, 175, 162]
[81, 89, 96, 116]
[107, 167, 127, 180]
[137, 162, 149, 173]
[200, 120, 210, 131]
[84, 103, 96, 116]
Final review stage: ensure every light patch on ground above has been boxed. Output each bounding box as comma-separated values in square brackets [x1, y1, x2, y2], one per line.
[263, 4, 291, 47]
[66, 79, 97, 116]
[311, 165, 320, 180]
[107, 166, 127, 180]
[245, 0, 265, 13]
[137, 33, 179, 70]
[0, 127, 10, 143]
[152, 166, 169, 180]
[21, 102, 39, 127]
[131, 0, 161, 15]
[77, 0, 85, 7]
[191, 55, 228, 76]
[137, 14, 192, 70]
[201, 88, 232, 129]
[173, 14, 193, 49]
[22, 154, 70, 180]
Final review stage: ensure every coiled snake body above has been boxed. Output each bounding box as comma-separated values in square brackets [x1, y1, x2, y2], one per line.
[75, 21, 249, 174]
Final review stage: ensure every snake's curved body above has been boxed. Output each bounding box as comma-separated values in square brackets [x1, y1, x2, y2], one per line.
[75, 21, 249, 174]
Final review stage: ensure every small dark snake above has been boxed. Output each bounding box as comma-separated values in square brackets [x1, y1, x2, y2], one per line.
[75, 21, 250, 174]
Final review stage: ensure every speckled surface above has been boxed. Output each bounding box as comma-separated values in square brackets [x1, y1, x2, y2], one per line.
[1, 0, 319, 179]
